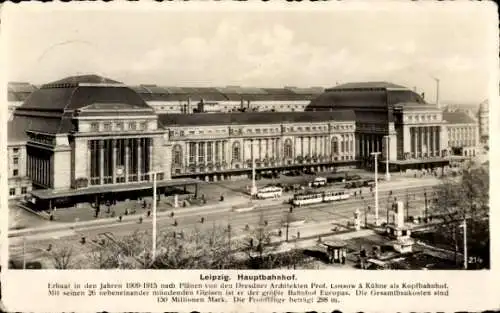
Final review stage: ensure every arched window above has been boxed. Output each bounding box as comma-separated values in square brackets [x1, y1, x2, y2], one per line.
[284, 139, 293, 159]
[173, 144, 183, 166]
[331, 137, 338, 155]
[232, 142, 241, 162]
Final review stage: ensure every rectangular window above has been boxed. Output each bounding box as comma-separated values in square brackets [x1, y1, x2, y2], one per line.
[140, 122, 147, 130]
[9, 188, 16, 196]
[103, 123, 112, 131]
[207, 142, 213, 162]
[13, 157, 19, 165]
[21, 187, 27, 194]
[198, 142, 205, 163]
[215, 142, 220, 161]
[90, 122, 99, 132]
[189, 142, 196, 164]
[128, 122, 137, 130]
[13, 169, 18, 177]
[13, 148, 19, 154]
[116, 122, 124, 131]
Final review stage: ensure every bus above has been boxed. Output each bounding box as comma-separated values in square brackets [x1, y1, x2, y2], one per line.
[311, 177, 327, 188]
[256, 186, 283, 199]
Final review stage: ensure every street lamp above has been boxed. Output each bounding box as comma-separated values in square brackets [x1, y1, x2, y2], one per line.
[461, 218, 468, 270]
[370, 152, 381, 226]
[383, 135, 391, 181]
[151, 172, 158, 263]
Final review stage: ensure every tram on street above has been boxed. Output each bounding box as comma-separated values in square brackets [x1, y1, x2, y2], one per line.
[292, 189, 350, 206]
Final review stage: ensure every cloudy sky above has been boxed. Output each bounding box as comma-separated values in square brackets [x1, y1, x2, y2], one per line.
[2, 2, 497, 104]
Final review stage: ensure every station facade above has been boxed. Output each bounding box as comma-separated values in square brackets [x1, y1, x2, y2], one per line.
[7, 75, 481, 202]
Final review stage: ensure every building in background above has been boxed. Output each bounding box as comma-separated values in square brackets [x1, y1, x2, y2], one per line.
[7, 75, 483, 202]
[443, 111, 480, 157]
[7, 82, 38, 121]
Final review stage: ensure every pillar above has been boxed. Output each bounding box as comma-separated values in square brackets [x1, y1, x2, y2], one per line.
[99, 140, 104, 185]
[112, 139, 117, 183]
[205, 141, 208, 165]
[148, 138, 153, 178]
[361, 135, 365, 157]
[412, 127, 417, 158]
[87, 141, 91, 182]
[137, 138, 142, 181]
[435, 127, 440, 156]
[426, 127, 431, 157]
[125, 140, 129, 182]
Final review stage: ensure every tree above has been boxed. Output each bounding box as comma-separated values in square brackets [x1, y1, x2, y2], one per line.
[49, 245, 74, 269]
[244, 212, 273, 268]
[431, 164, 489, 268]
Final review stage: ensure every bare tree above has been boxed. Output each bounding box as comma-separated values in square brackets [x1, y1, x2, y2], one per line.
[431, 164, 489, 266]
[49, 245, 74, 269]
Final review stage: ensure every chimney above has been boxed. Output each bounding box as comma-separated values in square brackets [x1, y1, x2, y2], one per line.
[187, 97, 191, 114]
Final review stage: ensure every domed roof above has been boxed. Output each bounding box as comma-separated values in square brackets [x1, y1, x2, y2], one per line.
[306, 81, 427, 111]
[12, 75, 153, 135]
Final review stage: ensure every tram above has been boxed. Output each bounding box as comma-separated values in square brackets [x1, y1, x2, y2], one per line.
[292, 189, 350, 207]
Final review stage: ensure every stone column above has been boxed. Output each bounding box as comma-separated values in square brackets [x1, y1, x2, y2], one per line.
[148, 138, 153, 178]
[426, 127, 431, 157]
[137, 138, 142, 181]
[99, 140, 104, 185]
[434, 126, 441, 156]
[112, 139, 117, 183]
[205, 141, 208, 165]
[125, 140, 130, 182]
[87, 141, 92, 182]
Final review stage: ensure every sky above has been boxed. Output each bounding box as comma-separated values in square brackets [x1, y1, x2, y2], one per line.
[2, 2, 498, 104]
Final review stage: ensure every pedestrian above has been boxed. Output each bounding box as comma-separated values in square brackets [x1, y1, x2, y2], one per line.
[139, 216, 143, 224]
[125, 208, 129, 216]
[147, 210, 151, 217]
[174, 219, 178, 226]
[289, 206, 293, 213]
[297, 231, 301, 239]
[278, 229, 282, 237]
[118, 215, 123, 222]
[201, 217, 205, 223]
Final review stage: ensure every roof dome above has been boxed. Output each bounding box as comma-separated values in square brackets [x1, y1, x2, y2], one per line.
[12, 74, 152, 136]
[305, 81, 427, 111]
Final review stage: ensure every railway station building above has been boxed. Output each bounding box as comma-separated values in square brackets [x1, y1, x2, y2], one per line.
[7, 75, 481, 205]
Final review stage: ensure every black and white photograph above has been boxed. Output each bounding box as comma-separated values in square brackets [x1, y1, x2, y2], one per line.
[3, 3, 493, 273]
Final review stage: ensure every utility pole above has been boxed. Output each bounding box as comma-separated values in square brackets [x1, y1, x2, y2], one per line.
[405, 189, 410, 222]
[462, 218, 468, 270]
[285, 213, 290, 242]
[424, 188, 428, 221]
[251, 145, 257, 197]
[370, 152, 381, 226]
[384, 135, 391, 181]
[152, 172, 157, 263]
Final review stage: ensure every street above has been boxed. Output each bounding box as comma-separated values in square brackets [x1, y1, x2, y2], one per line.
[9, 181, 439, 267]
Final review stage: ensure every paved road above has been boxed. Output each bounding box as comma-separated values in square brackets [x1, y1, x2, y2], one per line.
[9, 182, 439, 266]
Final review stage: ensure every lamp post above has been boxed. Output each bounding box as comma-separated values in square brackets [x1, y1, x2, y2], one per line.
[151, 172, 157, 263]
[462, 218, 468, 270]
[250, 142, 257, 197]
[370, 152, 381, 226]
[384, 135, 391, 181]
